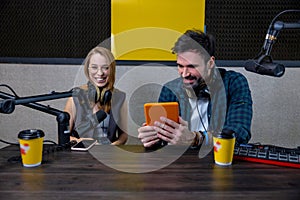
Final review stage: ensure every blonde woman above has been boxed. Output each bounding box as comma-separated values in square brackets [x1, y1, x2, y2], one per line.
[64, 46, 128, 145]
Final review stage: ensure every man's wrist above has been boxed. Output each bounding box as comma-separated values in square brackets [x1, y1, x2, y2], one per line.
[191, 131, 204, 148]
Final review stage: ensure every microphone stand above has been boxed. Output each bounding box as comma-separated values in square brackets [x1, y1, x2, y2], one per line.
[0, 90, 76, 147]
[260, 20, 300, 58]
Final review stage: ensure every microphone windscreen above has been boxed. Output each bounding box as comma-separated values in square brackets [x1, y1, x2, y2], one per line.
[244, 59, 258, 73]
[260, 62, 285, 77]
[244, 59, 285, 77]
[95, 110, 107, 123]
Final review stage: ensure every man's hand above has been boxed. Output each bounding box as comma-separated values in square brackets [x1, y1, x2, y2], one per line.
[138, 123, 160, 147]
[153, 116, 195, 145]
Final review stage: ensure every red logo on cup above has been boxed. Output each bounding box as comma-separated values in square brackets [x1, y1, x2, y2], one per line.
[20, 143, 30, 155]
[214, 141, 221, 152]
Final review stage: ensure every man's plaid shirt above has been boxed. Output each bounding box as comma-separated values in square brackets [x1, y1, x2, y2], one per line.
[158, 68, 253, 144]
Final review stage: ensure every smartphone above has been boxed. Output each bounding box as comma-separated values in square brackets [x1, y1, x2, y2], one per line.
[144, 102, 179, 126]
[71, 139, 97, 151]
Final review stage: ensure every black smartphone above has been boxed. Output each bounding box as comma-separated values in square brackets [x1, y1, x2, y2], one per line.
[71, 139, 97, 151]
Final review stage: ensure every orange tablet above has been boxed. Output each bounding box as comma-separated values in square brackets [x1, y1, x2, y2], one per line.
[144, 102, 179, 126]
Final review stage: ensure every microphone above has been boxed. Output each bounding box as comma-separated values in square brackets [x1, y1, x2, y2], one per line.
[245, 55, 285, 77]
[74, 109, 107, 138]
[244, 19, 288, 77]
[244, 10, 300, 77]
[244, 18, 285, 77]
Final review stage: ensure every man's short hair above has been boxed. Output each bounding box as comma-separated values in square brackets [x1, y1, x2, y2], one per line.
[172, 29, 215, 59]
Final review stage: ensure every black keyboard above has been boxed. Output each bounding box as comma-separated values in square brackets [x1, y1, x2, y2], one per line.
[234, 143, 300, 168]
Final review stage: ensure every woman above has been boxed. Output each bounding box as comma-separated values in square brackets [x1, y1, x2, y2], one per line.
[64, 46, 128, 145]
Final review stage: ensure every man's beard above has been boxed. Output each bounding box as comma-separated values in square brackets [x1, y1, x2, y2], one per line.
[183, 76, 207, 98]
[183, 76, 206, 89]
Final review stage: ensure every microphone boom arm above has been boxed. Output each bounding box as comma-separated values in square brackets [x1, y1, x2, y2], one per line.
[261, 20, 300, 56]
[0, 89, 77, 146]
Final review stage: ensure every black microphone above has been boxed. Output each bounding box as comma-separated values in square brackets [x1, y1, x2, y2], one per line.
[244, 15, 300, 78]
[245, 55, 285, 77]
[74, 109, 107, 138]
[244, 27, 285, 77]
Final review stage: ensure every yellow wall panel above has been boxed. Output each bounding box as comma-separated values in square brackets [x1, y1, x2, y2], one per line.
[111, 0, 206, 61]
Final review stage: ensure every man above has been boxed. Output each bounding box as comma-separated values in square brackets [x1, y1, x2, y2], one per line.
[138, 29, 252, 149]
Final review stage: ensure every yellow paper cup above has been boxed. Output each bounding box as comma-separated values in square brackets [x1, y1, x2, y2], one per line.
[18, 129, 45, 167]
[213, 134, 236, 166]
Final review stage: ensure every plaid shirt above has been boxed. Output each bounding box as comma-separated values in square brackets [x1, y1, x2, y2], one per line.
[158, 68, 253, 144]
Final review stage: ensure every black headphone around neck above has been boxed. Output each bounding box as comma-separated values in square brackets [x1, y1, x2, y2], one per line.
[190, 68, 218, 100]
[185, 83, 210, 100]
[99, 87, 112, 105]
[196, 85, 210, 100]
[87, 82, 112, 105]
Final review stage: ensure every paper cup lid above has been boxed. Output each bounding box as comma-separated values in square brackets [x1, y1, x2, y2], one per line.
[18, 129, 45, 140]
[215, 133, 235, 139]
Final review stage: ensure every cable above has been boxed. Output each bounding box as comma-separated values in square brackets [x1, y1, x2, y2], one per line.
[43, 140, 58, 145]
[0, 138, 58, 146]
[195, 101, 210, 146]
[0, 139, 18, 146]
[195, 101, 208, 133]
[269, 9, 300, 28]
[0, 84, 20, 98]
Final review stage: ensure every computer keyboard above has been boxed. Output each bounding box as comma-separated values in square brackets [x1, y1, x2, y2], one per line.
[234, 143, 300, 168]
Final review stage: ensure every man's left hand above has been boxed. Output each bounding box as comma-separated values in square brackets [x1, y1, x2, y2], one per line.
[153, 116, 195, 145]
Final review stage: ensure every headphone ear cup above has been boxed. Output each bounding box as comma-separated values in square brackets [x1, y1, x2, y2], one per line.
[100, 89, 112, 105]
[185, 84, 210, 100]
[197, 87, 210, 99]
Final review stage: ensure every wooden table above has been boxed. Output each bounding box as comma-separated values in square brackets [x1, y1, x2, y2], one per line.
[0, 144, 299, 199]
